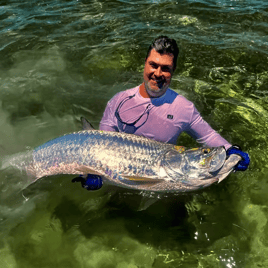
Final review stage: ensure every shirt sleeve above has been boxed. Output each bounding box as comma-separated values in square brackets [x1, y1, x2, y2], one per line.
[99, 93, 120, 132]
[186, 104, 231, 150]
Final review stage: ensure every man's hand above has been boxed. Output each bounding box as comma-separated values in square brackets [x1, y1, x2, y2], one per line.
[226, 145, 250, 171]
[72, 174, 103, 190]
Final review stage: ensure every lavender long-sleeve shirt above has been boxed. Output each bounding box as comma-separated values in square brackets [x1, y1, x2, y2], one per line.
[99, 86, 231, 149]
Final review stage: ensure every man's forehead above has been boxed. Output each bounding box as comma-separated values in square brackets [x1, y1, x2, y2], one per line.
[147, 49, 174, 65]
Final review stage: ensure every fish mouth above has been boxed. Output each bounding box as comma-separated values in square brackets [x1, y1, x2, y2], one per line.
[208, 147, 226, 173]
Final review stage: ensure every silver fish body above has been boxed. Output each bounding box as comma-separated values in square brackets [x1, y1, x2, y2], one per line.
[3, 130, 237, 192]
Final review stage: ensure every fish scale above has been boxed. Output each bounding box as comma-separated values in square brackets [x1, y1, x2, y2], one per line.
[32, 130, 169, 182]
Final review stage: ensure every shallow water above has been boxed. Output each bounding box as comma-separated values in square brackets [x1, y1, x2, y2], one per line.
[1, 0, 268, 267]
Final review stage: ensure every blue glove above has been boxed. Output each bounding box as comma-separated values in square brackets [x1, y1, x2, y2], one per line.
[226, 145, 250, 171]
[72, 174, 103, 190]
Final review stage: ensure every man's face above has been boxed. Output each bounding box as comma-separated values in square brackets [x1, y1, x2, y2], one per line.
[143, 49, 174, 97]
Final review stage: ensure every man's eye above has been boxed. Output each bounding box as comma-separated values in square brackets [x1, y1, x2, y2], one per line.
[162, 67, 171, 72]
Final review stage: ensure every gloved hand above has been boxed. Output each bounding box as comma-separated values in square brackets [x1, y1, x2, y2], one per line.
[226, 145, 250, 171]
[72, 174, 103, 190]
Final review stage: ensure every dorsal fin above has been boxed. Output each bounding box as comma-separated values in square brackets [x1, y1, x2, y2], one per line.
[81, 117, 95, 130]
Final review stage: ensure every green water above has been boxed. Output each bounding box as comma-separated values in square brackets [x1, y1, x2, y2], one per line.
[1, 0, 268, 267]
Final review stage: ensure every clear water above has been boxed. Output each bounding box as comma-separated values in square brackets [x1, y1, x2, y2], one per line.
[1, 0, 268, 267]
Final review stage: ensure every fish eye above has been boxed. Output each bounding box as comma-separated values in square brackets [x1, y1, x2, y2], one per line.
[202, 148, 211, 154]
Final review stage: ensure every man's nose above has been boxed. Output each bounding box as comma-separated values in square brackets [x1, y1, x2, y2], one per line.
[154, 66, 162, 77]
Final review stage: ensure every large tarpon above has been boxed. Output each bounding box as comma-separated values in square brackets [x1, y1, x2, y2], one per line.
[1, 129, 241, 192]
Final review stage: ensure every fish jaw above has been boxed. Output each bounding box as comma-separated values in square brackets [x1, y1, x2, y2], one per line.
[215, 154, 242, 183]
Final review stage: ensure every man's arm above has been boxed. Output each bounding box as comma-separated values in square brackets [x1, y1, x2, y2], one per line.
[186, 105, 249, 171]
[185, 104, 231, 149]
[99, 94, 120, 132]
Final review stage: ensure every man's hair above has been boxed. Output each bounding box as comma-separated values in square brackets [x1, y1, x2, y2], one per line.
[145, 36, 179, 70]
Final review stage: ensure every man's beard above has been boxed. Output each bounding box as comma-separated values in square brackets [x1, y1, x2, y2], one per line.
[144, 79, 169, 97]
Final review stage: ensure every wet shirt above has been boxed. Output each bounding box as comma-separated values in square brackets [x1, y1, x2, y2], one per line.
[99, 86, 231, 149]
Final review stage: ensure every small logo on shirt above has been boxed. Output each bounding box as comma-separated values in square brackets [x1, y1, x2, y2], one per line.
[167, 114, 173, 119]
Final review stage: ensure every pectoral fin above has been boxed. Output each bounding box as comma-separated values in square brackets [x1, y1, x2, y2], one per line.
[124, 175, 163, 183]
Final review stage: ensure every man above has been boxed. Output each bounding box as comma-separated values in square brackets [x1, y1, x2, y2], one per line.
[100, 36, 230, 148]
[74, 36, 249, 190]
